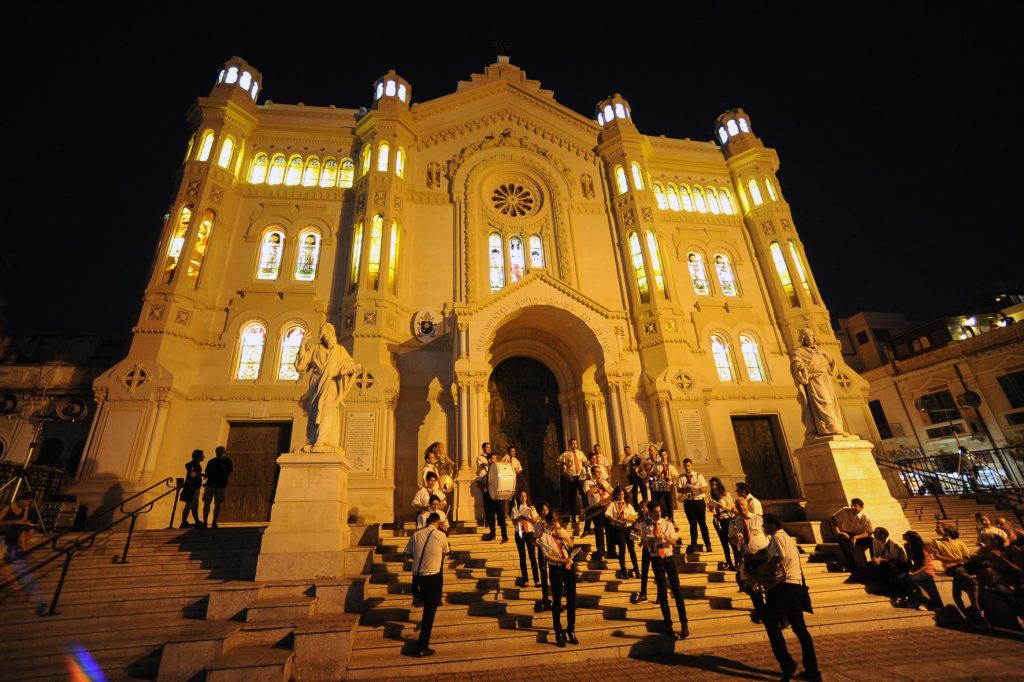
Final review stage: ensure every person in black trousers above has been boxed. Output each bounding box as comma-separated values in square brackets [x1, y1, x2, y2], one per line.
[537, 511, 578, 647]
[479, 450, 508, 542]
[403, 513, 451, 657]
[631, 501, 652, 603]
[642, 502, 689, 640]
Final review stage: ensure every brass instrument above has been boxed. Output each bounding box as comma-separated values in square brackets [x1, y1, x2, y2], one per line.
[435, 454, 455, 494]
[626, 454, 647, 480]
[737, 549, 784, 593]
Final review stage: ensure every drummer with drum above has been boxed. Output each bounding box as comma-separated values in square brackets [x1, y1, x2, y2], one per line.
[477, 445, 513, 542]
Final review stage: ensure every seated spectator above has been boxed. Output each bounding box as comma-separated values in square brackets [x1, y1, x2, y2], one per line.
[975, 534, 1024, 620]
[831, 498, 873, 575]
[866, 527, 907, 595]
[897, 530, 944, 611]
[930, 522, 979, 618]
[995, 517, 1024, 547]
[976, 513, 1008, 547]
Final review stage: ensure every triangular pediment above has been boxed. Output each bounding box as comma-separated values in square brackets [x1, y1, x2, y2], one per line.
[463, 270, 626, 322]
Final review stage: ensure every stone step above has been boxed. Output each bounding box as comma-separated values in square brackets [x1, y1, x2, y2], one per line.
[0, 577, 233, 608]
[207, 644, 293, 682]
[245, 596, 316, 623]
[12, 565, 238, 590]
[0, 608, 203, 651]
[0, 592, 208, 630]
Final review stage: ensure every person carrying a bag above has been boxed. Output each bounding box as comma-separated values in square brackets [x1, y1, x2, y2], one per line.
[762, 513, 819, 682]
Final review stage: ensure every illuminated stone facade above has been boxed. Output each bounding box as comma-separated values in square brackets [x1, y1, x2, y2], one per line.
[73, 56, 888, 526]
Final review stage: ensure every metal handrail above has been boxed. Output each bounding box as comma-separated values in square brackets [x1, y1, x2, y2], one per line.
[874, 456, 950, 519]
[1, 479, 182, 615]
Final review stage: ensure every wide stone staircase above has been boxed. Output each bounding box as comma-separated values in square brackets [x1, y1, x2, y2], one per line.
[0, 527, 264, 681]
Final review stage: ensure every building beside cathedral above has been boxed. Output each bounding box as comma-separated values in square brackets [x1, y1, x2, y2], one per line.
[71, 56, 889, 527]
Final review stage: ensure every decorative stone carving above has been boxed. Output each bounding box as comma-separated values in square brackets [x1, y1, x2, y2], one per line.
[295, 323, 360, 451]
[393, 196, 403, 212]
[210, 185, 224, 204]
[175, 309, 192, 326]
[580, 174, 595, 198]
[186, 179, 201, 198]
[491, 183, 535, 217]
[354, 369, 375, 392]
[762, 219, 776, 236]
[641, 207, 653, 222]
[673, 372, 694, 392]
[413, 309, 443, 343]
[781, 217, 793, 232]
[146, 305, 165, 321]
[449, 128, 571, 179]
[644, 321, 657, 335]
[372, 190, 385, 208]
[121, 364, 148, 394]
[836, 373, 853, 391]
[356, 194, 366, 212]
[623, 209, 636, 228]
[426, 162, 442, 189]
[790, 326, 847, 441]
[666, 318, 678, 333]
[362, 311, 377, 325]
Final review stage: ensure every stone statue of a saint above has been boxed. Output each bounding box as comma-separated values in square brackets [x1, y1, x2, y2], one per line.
[790, 326, 847, 441]
[295, 323, 360, 451]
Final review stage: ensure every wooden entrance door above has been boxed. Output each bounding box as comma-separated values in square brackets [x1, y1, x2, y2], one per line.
[730, 416, 792, 500]
[220, 421, 292, 522]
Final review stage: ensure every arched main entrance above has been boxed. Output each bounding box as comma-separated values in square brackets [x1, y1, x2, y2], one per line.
[488, 357, 564, 503]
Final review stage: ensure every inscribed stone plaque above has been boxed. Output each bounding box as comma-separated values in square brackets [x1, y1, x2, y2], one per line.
[344, 411, 376, 474]
[677, 408, 711, 464]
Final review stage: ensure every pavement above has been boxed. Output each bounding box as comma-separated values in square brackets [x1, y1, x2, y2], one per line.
[387, 625, 1024, 681]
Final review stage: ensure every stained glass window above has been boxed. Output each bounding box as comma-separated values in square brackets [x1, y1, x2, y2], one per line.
[339, 159, 354, 188]
[216, 138, 234, 169]
[770, 242, 798, 306]
[714, 253, 738, 297]
[225, 67, 238, 85]
[302, 157, 320, 187]
[319, 158, 338, 188]
[360, 147, 371, 176]
[249, 154, 269, 184]
[679, 186, 694, 212]
[693, 186, 708, 213]
[653, 184, 667, 210]
[385, 80, 396, 97]
[719, 188, 735, 214]
[489, 233, 505, 293]
[765, 177, 778, 201]
[350, 222, 363, 291]
[295, 230, 321, 282]
[711, 335, 734, 382]
[267, 154, 286, 185]
[509, 236, 526, 283]
[718, 127, 728, 144]
[186, 210, 215, 283]
[278, 325, 305, 380]
[727, 120, 739, 136]
[629, 232, 649, 303]
[529, 235, 544, 268]
[377, 142, 390, 173]
[395, 148, 405, 178]
[789, 240, 818, 303]
[740, 334, 764, 382]
[257, 230, 285, 280]
[368, 214, 384, 289]
[748, 178, 764, 206]
[630, 162, 645, 191]
[388, 221, 400, 293]
[163, 206, 193, 283]
[666, 185, 681, 212]
[688, 252, 711, 296]
[646, 230, 666, 297]
[285, 156, 303, 186]
[236, 322, 266, 380]
[706, 187, 721, 214]
[197, 131, 215, 162]
[614, 166, 628, 195]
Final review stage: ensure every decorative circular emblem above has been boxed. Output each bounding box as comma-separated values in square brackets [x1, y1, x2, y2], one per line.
[491, 184, 535, 217]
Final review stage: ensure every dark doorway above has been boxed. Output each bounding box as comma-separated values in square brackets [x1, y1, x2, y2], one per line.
[488, 357, 564, 504]
[730, 415, 793, 499]
[222, 421, 291, 522]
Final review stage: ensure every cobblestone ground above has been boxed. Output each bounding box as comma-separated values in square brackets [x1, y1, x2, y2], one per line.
[388, 626, 1024, 681]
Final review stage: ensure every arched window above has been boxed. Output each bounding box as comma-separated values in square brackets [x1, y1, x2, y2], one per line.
[614, 165, 628, 194]
[711, 334, 734, 382]
[748, 178, 764, 206]
[679, 185, 694, 212]
[294, 230, 321, 282]
[217, 69, 226, 84]
[236, 321, 267, 380]
[249, 154, 269, 184]
[693, 186, 708, 213]
[666, 184, 681, 212]
[350, 222, 363, 291]
[630, 162, 645, 190]
[360, 146, 371, 176]
[646, 230, 667, 298]
[718, 127, 728, 144]
[687, 252, 711, 296]
[738, 118, 750, 133]
[239, 71, 252, 91]
[714, 253, 738, 297]
[706, 187, 721, 214]
[395, 147, 405, 178]
[197, 130, 215, 162]
[789, 240, 818, 303]
[509, 236, 526, 283]
[388, 221, 400, 293]
[251, 83, 259, 101]
[739, 334, 765, 382]
[368, 214, 384, 289]
[225, 67, 239, 84]
[628, 232, 649, 303]
[186, 210, 215, 283]
[184, 135, 195, 163]
[375, 83, 384, 100]
[769, 242, 799, 306]
[163, 205, 193, 283]
[278, 325, 305, 380]
[257, 230, 285, 280]
[398, 84, 407, 102]
[216, 137, 235, 169]
[285, 156, 303, 186]
[726, 119, 739, 136]
[765, 177, 778, 201]
[615, 103, 627, 119]
[653, 184, 667, 210]
[339, 159, 355, 188]
[529, 235, 544, 268]
[719, 188, 735, 214]
[319, 158, 338, 188]
[267, 154, 286, 185]
[603, 104, 614, 122]
[302, 157, 320, 187]
[489, 233, 505, 293]
[376, 142, 390, 173]
[385, 80, 396, 97]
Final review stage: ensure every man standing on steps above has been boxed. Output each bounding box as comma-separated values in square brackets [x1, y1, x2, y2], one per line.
[403, 512, 450, 658]
[676, 457, 711, 554]
[641, 502, 689, 640]
[202, 446, 233, 529]
[478, 448, 509, 543]
[537, 511, 579, 647]
[180, 450, 204, 529]
[558, 439, 588, 534]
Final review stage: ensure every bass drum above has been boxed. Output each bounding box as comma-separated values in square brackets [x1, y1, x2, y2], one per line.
[488, 461, 517, 501]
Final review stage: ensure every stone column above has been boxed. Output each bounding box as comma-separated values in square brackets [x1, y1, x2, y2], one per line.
[140, 397, 170, 477]
[656, 394, 678, 462]
[584, 397, 599, 450]
[606, 384, 625, 456]
[457, 382, 470, 470]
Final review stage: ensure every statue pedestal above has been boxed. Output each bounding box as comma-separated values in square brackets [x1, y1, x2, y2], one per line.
[794, 436, 909, 539]
[256, 451, 353, 581]
[455, 469, 480, 526]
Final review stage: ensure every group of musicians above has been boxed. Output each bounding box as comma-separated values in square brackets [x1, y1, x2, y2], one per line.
[406, 439, 819, 679]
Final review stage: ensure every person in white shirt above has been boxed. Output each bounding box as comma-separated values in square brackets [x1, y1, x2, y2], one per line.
[735, 482, 764, 516]
[581, 452, 611, 539]
[640, 502, 689, 640]
[416, 495, 450, 534]
[708, 477, 738, 571]
[866, 526, 906, 596]
[510, 490, 541, 587]
[730, 495, 769, 622]
[583, 467, 613, 560]
[505, 446, 525, 515]
[621, 445, 649, 508]
[558, 439, 588, 529]
[649, 449, 678, 519]
[591, 443, 611, 470]
[605, 486, 639, 579]
[403, 513, 451, 658]
[412, 472, 447, 513]
[761, 513, 820, 682]
[677, 458, 712, 554]
[477, 447, 508, 543]
[831, 497, 873, 573]
[536, 511, 579, 647]
[421, 450, 438, 489]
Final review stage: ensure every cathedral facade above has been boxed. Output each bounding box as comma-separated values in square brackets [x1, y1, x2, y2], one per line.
[72, 57, 881, 525]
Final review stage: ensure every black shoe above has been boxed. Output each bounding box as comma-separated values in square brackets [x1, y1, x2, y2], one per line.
[515, 577, 526, 587]
[679, 622, 689, 639]
[607, 552, 619, 560]
[630, 568, 640, 579]
[211, 523, 219, 529]
[482, 533, 495, 541]
[780, 661, 797, 681]
[630, 592, 642, 604]
[555, 632, 566, 647]
[179, 522, 192, 529]
[795, 671, 822, 682]
[416, 647, 435, 658]
[566, 631, 578, 645]
[592, 551, 604, 561]
[750, 612, 763, 624]
[663, 623, 680, 640]
[501, 537, 509, 543]
[685, 544, 696, 553]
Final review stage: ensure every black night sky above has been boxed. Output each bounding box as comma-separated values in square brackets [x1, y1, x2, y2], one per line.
[3, 7, 1021, 338]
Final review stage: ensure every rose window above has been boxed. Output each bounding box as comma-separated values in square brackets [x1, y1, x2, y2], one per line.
[491, 184, 535, 217]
